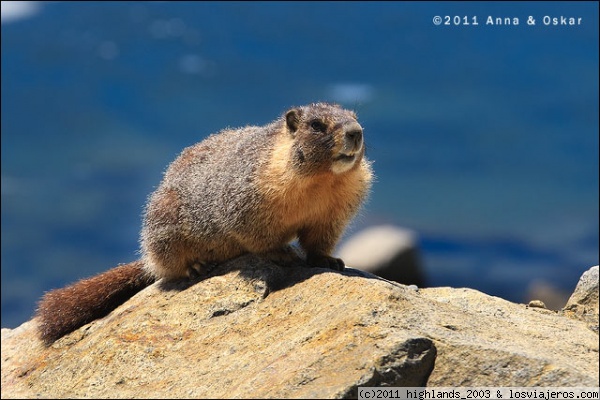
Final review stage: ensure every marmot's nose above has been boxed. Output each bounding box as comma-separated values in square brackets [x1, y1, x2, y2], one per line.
[345, 122, 363, 147]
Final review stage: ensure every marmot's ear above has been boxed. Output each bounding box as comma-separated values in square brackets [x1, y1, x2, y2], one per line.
[285, 109, 302, 134]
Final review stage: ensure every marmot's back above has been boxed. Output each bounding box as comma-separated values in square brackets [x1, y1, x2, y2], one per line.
[159, 124, 278, 233]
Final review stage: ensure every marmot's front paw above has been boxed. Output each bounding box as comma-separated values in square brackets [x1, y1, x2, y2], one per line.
[187, 261, 218, 279]
[262, 245, 306, 268]
[307, 255, 345, 271]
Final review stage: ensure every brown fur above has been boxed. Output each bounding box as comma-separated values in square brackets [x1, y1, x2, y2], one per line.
[35, 103, 373, 345]
[37, 261, 152, 345]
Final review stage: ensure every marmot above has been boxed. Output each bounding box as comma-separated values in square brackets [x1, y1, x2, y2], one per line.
[36, 103, 373, 345]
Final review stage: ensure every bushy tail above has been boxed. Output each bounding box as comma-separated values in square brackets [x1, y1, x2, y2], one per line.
[36, 260, 154, 345]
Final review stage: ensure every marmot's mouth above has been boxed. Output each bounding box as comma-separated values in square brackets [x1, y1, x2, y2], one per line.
[334, 153, 356, 163]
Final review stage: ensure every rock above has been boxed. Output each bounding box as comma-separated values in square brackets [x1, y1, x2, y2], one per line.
[527, 299, 547, 309]
[526, 279, 571, 310]
[337, 225, 426, 287]
[422, 287, 597, 387]
[1, 256, 436, 399]
[563, 265, 599, 332]
[2, 257, 598, 398]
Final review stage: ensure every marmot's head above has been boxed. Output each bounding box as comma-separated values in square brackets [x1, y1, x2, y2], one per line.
[284, 103, 365, 175]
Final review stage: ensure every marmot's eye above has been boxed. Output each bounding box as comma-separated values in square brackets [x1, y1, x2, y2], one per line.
[310, 120, 326, 132]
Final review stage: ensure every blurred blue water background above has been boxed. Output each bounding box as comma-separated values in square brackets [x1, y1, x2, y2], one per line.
[1, 1, 598, 328]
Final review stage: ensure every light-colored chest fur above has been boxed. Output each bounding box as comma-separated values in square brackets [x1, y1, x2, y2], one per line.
[258, 135, 370, 231]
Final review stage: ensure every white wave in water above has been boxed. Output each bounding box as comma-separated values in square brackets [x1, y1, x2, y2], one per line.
[1, 1, 41, 23]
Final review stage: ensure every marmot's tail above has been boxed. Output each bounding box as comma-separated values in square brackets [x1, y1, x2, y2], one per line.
[36, 260, 154, 345]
